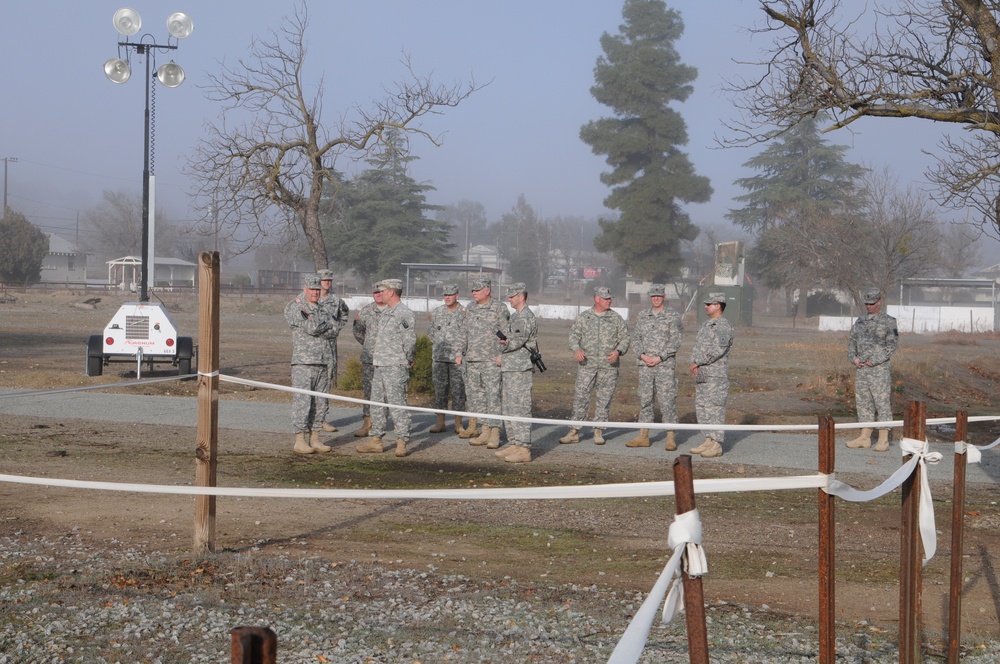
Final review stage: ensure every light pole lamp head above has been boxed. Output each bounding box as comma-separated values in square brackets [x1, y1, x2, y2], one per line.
[104, 58, 132, 84]
[112, 8, 142, 36]
[156, 62, 185, 88]
[166, 12, 194, 39]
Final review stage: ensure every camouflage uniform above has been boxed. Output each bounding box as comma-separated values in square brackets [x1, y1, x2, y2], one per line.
[690, 313, 734, 442]
[319, 291, 349, 387]
[429, 302, 467, 412]
[499, 303, 537, 448]
[460, 297, 510, 428]
[633, 305, 683, 424]
[285, 295, 336, 433]
[370, 300, 417, 440]
[353, 300, 386, 418]
[848, 309, 898, 429]
[568, 307, 630, 426]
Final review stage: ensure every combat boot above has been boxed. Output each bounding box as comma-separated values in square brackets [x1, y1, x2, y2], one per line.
[354, 416, 371, 438]
[395, 439, 408, 457]
[625, 429, 650, 448]
[454, 415, 465, 435]
[459, 418, 479, 439]
[485, 427, 502, 449]
[321, 421, 338, 433]
[699, 439, 723, 458]
[309, 431, 332, 453]
[495, 445, 518, 458]
[559, 428, 580, 444]
[874, 429, 890, 452]
[846, 428, 873, 449]
[355, 436, 383, 454]
[469, 426, 491, 446]
[593, 429, 605, 445]
[689, 437, 713, 455]
[503, 446, 531, 464]
[293, 433, 315, 455]
[664, 431, 677, 451]
[429, 413, 447, 433]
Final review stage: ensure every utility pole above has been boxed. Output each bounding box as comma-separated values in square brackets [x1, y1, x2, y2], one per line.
[2, 157, 17, 219]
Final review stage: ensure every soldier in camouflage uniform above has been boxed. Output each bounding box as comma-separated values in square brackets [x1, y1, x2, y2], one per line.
[317, 268, 349, 432]
[457, 277, 510, 448]
[352, 282, 388, 437]
[356, 279, 417, 458]
[495, 283, 537, 464]
[688, 292, 734, 458]
[284, 275, 337, 455]
[846, 287, 898, 452]
[428, 283, 467, 435]
[559, 286, 630, 445]
[625, 284, 683, 451]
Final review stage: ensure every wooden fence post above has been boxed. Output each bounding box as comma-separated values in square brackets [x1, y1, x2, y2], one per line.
[947, 411, 969, 664]
[194, 251, 221, 554]
[899, 400, 926, 663]
[230, 626, 277, 664]
[673, 455, 709, 663]
[817, 415, 836, 663]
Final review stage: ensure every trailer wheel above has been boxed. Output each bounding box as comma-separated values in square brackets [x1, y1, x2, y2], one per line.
[177, 336, 195, 376]
[86, 335, 104, 377]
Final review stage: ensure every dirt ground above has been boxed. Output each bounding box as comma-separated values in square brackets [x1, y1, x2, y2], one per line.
[1, 290, 999, 647]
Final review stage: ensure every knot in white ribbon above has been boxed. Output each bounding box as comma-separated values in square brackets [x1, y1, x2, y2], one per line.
[955, 440, 982, 464]
[661, 509, 708, 623]
[898, 437, 941, 565]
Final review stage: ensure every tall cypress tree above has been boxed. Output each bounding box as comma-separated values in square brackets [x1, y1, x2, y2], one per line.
[726, 116, 866, 315]
[580, 0, 711, 281]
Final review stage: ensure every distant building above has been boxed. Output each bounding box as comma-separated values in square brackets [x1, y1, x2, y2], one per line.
[106, 256, 197, 292]
[40, 233, 90, 284]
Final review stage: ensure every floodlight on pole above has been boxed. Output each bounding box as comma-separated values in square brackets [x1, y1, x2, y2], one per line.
[104, 8, 193, 302]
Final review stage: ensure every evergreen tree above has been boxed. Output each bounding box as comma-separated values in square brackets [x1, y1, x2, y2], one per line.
[491, 195, 550, 292]
[580, 0, 711, 281]
[727, 116, 866, 315]
[0, 210, 48, 284]
[322, 136, 452, 283]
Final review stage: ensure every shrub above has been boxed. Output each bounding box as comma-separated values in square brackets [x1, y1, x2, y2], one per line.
[339, 357, 363, 390]
[409, 334, 434, 394]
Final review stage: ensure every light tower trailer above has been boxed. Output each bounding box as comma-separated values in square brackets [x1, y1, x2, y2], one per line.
[86, 301, 196, 377]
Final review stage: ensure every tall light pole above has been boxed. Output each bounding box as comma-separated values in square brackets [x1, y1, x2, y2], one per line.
[2, 156, 17, 220]
[104, 8, 193, 302]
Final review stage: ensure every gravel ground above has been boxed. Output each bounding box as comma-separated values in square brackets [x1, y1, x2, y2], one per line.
[3, 531, 998, 663]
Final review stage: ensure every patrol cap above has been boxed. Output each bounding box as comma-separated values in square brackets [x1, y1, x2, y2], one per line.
[442, 283, 459, 296]
[862, 287, 882, 304]
[505, 282, 527, 297]
[648, 283, 666, 297]
[595, 286, 612, 300]
[372, 281, 387, 293]
[382, 278, 403, 291]
[471, 277, 492, 291]
[303, 275, 322, 290]
[317, 269, 334, 280]
[703, 292, 727, 305]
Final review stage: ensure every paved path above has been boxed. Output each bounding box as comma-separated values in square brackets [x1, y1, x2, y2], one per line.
[2, 388, 997, 486]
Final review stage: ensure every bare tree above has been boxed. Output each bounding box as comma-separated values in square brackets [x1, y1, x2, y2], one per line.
[727, 0, 1000, 238]
[936, 220, 983, 278]
[81, 191, 177, 262]
[188, 2, 479, 271]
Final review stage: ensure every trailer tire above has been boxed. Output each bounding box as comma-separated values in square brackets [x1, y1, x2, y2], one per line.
[86, 335, 104, 377]
[177, 336, 195, 376]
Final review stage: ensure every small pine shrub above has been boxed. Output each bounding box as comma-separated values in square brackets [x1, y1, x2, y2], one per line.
[339, 357, 363, 390]
[409, 334, 434, 394]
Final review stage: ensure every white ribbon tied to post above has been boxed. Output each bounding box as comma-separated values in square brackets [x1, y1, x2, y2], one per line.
[607, 509, 707, 664]
[826, 437, 942, 565]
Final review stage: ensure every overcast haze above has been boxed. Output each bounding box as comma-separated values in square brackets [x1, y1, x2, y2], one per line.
[2, 0, 996, 262]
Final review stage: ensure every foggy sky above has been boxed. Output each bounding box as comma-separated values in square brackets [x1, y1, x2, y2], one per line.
[1, 0, 995, 261]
